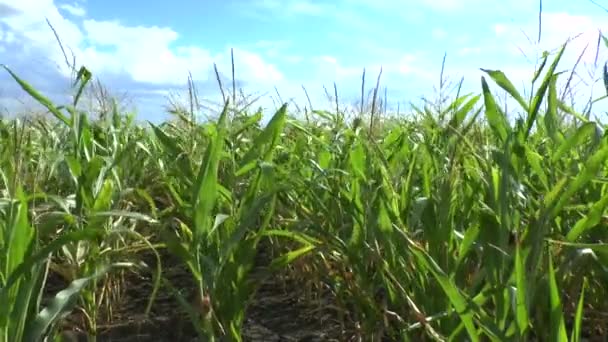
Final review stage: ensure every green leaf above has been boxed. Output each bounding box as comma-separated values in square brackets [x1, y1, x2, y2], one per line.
[547, 249, 568, 342]
[570, 278, 586, 342]
[514, 241, 529, 337]
[237, 103, 288, 174]
[456, 225, 480, 268]
[550, 140, 608, 218]
[269, 245, 315, 270]
[192, 102, 228, 244]
[525, 147, 549, 190]
[481, 69, 529, 112]
[551, 122, 596, 163]
[545, 71, 563, 144]
[526, 44, 567, 138]
[231, 111, 262, 138]
[149, 122, 194, 180]
[532, 51, 549, 84]
[546, 240, 608, 253]
[25, 265, 116, 342]
[87, 179, 114, 229]
[262, 229, 322, 246]
[448, 94, 481, 129]
[1, 65, 70, 126]
[481, 76, 509, 142]
[72, 66, 92, 107]
[401, 233, 480, 342]
[349, 140, 367, 180]
[88, 210, 158, 224]
[6, 188, 35, 279]
[566, 194, 608, 242]
[2, 228, 105, 293]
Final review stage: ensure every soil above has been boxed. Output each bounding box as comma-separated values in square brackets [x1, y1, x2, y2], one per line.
[45, 243, 349, 342]
[39, 242, 608, 342]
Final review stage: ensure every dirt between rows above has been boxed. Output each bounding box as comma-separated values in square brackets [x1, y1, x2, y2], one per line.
[46, 244, 349, 342]
[41, 244, 608, 342]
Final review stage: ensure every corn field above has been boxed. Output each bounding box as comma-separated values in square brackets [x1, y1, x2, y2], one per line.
[1, 39, 608, 341]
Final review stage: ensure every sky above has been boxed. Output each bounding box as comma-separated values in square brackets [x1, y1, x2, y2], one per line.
[2, 0, 608, 123]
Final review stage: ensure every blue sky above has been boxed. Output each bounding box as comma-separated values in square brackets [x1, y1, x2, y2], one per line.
[2, 0, 608, 122]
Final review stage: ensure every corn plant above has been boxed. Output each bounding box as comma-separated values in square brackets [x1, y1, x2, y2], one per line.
[150, 99, 292, 340]
[1, 29, 608, 342]
[1, 65, 161, 341]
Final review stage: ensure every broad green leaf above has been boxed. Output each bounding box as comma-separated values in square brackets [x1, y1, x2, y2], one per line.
[456, 225, 480, 268]
[571, 278, 586, 342]
[262, 229, 322, 246]
[546, 240, 608, 253]
[547, 250, 568, 342]
[514, 241, 529, 336]
[550, 140, 608, 218]
[526, 43, 567, 138]
[1, 65, 70, 126]
[481, 76, 509, 142]
[149, 122, 194, 180]
[88, 210, 158, 224]
[269, 245, 315, 269]
[532, 51, 549, 84]
[6, 188, 34, 279]
[25, 265, 116, 342]
[551, 122, 596, 163]
[402, 233, 480, 342]
[448, 94, 481, 129]
[2, 228, 105, 293]
[525, 147, 549, 189]
[192, 103, 228, 244]
[558, 102, 589, 123]
[238, 103, 287, 173]
[481, 69, 529, 112]
[87, 179, 114, 230]
[566, 194, 608, 242]
[349, 141, 367, 180]
[545, 71, 563, 144]
[231, 110, 262, 138]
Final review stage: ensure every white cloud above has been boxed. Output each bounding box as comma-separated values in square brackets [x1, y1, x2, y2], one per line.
[79, 19, 215, 85]
[475, 12, 608, 114]
[0, 0, 284, 90]
[0, 26, 15, 43]
[395, 54, 418, 75]
[494, 12, 608, 66]
[226, 48, 284, 83]
[1, 0, 84, 69]
[59, 3, 85, 17]
[420, 12, 608, 117]
[0, 0, 289, 122]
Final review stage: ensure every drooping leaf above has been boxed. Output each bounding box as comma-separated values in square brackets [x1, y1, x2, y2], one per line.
[25, 265, 116, 342]
[481, 69, 529, 112]
[481, 76, 509, 142]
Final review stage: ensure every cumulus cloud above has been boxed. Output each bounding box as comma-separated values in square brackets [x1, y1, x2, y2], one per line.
[482, 12, 608, 103]
[59, 3, 85, 17]
[496, 12, 608, 65]
[0, 0, 286, 120]
[80, 20, 215, 85]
